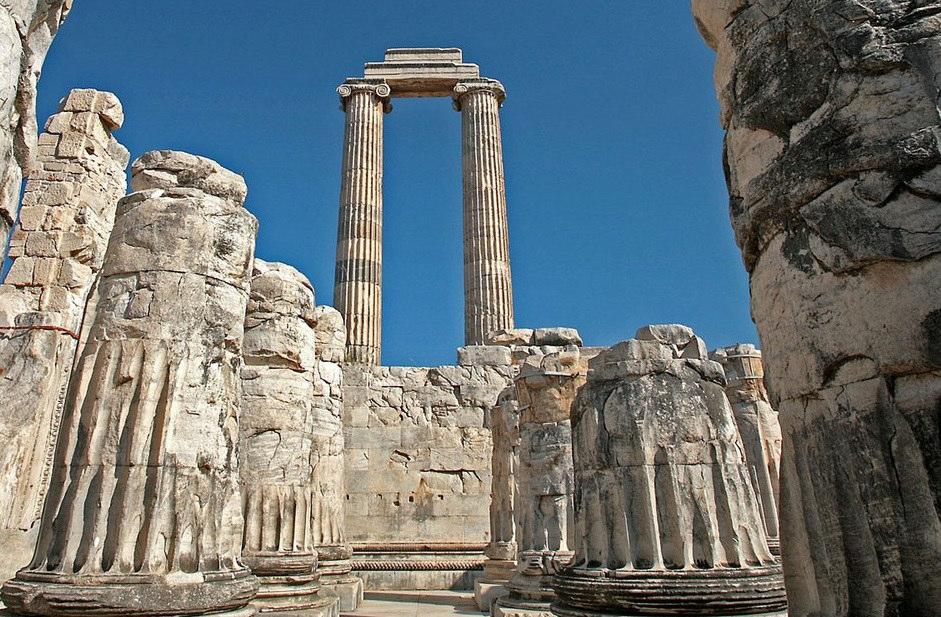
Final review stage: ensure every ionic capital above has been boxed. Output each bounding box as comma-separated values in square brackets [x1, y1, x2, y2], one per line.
[452, 79, 506, 111]
[337, 81, 392, 113]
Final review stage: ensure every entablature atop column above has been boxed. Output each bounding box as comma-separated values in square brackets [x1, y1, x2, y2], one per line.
[355, 48, 484, 98]
[337, 79, 392, 113]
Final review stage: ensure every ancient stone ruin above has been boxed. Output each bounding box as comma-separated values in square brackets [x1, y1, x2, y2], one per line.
[0, 88, 127, 583]
[711, 344, 781, 555]
[493, 349, 582, 617]
[0, 6, 936, 616]
[0, 1, 72, 258]
[240, 259, 339, 616]
[551, 325, 787, 617]
[2, 150, 259, 616]
[335, 48, 513, 364]
[694, 1, 941, 614]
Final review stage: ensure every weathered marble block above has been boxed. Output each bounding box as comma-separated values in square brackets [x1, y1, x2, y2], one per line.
[240, 259, 338, 616]
[310, 305, 362, 611]
[694, 2, 941, 614]
[0, 0, 72, 257]
[343, 346, 514, 591]
[0, 89, 128, 584]
[475, 385, 520, 611]
[550, 326, 786, 617]
[711, 344, 781, 555]
[494, 348, 582, 617]
[1, 150, 259, 617]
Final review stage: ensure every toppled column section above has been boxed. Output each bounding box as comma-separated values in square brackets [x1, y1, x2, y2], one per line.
[0, 89, 128, 581]
[0, 0, 72, 256]
[240, 259, 338, 616]
[494, 346, 582, 617]
[310, 305, 363, 611]
[1, 150, 259, 617]
[551, 325, 786, 617]
[711, 344, 781, 555]
[693, 2, 941, 614]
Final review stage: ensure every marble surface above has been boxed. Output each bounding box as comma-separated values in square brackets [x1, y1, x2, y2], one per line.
[342, 591, 480, 617]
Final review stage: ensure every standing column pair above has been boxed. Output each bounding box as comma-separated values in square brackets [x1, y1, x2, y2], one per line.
[333, 78, 515, 365]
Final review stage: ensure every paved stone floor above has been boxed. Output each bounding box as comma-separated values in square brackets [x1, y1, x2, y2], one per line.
[342, 590, 481, 616]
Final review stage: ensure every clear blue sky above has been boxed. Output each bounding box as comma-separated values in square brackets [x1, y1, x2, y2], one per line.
[36, 2, 755, 366]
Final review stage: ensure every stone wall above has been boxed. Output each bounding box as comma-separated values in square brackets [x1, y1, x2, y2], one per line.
[342, 346, 514, 589]
[0, 88, 127, 583]
[0, 0, 72, 255]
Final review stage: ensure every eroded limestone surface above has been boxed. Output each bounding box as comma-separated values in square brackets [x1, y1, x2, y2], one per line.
[240, 259, 338, 616]
[0, 89, 128, 583]
[342, 351, 513, 590]
[311, 304, 362, 611]
[551, 326, 786, 617]
[0, 0, 72, 256]
[712, 344, 782, 554]
[494, 346, 583, 617]
[1, 150, 259, 617]
[694, 2, 941, 615]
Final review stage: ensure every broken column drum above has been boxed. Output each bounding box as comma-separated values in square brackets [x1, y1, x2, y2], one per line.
[712, 344, 781, 555]
[494, 351, 579, 617]
[551, 325, 787, 617]
[1, 151, 259, 617]
[0, 89, 128, 582]
[310, 305, 363, 611]
[475, 386, 521, 610]
[693, 2, 941, 614]
[333, 48, 515, 364]
[240, 260, 338, 616]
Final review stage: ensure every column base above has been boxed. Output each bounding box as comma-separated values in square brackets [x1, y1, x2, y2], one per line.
[767, 537, 781, 558]
[474, 580, 509, 611]
[550, 606, 788, 617]
[252, 573, 338, 616]
[550, 565, 787, 617]
[492, 577, 555, 617]
[1, 568, 258, 617]
[317, 576, 362, 613]
[552, 604, 788, 617]
[492, 600, 555, 617]
[474, 556, 515, 610]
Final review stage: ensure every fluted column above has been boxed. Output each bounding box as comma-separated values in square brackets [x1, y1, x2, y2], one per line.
[453, 79, 514, 346]
[0, 89, 128, 584]
[240, 260, 338, 616]
[1, 151, 259, 617]
[712, 344, 782, 556]
[475, 385, 521, 610]
[333, 81, 389, 366]
[494, 350, 579, 617]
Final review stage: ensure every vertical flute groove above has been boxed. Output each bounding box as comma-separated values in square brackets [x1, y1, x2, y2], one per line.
[456, 81, 514, 345]
[334, 83, 387, 365]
